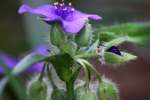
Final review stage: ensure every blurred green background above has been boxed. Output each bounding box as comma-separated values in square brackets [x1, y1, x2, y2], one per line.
[0, 0, 150, 100]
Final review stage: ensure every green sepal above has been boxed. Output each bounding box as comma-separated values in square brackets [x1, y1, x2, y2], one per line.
[28, 80, 47, 100]
[97, 77, 119, 100]
[75, 21, 93, 47]
[51, 88, 66, 100]
[104, 51, 137, 64]
[50, 24, 65, 46]
[75, 40, 99, 59]
[49, 53, 74, 82]
[105, 36, 128, 50]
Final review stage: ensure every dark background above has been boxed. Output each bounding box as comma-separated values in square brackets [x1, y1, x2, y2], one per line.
[0, 0, 150, 100]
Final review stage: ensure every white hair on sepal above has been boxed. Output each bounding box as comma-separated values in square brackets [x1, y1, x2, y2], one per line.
[89, 80, 99, 93]
[74, 79, 85, 90]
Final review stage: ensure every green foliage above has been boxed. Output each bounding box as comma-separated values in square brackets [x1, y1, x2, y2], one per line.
[96, 23, 150, 46]
[104, 51, 137, 64]
[97, 78, 119, 100]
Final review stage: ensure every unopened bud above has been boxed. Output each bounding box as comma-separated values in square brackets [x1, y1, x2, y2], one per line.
[97, 77, 119, 100]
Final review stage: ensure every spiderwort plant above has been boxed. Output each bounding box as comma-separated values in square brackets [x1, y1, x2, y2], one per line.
[1, 0, 150, 100]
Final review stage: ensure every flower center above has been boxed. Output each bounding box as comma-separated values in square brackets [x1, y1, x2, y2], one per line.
[53, 2, 75, 20]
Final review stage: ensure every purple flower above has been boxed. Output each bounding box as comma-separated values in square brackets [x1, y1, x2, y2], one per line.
[18, 3, 102, 34]
[0, 45, 49, 74]
[0, 52, 17, 74]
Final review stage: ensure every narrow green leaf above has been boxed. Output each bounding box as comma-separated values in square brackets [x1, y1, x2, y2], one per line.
[12, 53, 49, 75]
[96, 23, 150, 46]
[76, 59, 91, 87]
[98, 32, 118, 42]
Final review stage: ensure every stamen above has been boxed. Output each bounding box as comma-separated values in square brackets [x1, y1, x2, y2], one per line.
[54, 2, 75, 20]
[69, 2, 72, 6]
[54, 2, 58, 6]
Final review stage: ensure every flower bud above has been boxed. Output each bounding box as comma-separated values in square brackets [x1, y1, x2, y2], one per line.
[75, 86, 97, 100]
[50, 24, 65, 46]
[75, 21, 93, 47]
[97, 78, 119, 100]
[75, 86, 86, 100]
[28, 80, 47, 100]
[51, 88, 66, 100]
[104, 51, 137, 64]
[81, 89, 97, 100]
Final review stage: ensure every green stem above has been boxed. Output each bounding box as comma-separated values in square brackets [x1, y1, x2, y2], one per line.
[66, 80, 75, 100]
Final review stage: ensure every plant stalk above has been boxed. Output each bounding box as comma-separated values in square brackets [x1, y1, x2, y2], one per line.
[66, 80, 75, 100]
